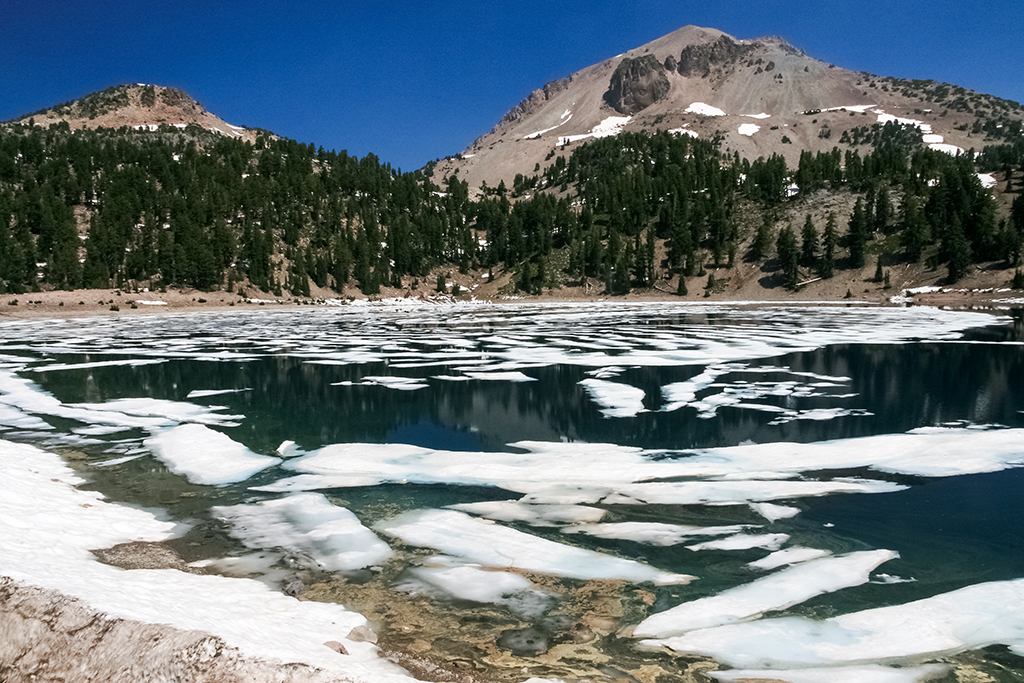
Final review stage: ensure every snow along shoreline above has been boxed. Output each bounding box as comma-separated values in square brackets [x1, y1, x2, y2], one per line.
[0, 439, 416, 683]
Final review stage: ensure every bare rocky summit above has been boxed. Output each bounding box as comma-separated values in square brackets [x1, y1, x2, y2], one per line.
[435, 25, 1024, 193]
[10, 83, 261, 142]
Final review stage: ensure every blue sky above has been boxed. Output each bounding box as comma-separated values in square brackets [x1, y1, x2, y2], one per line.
[2, 1, 1021, 172]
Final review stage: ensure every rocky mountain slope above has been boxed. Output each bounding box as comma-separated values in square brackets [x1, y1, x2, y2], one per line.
[435, 25, 1024, 194]
[10, 83, 260, 142]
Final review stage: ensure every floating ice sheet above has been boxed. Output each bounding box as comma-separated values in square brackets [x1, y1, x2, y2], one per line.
[749, 502, 800, 522]
[71, 397, 244, 427]
[634, 550, 897, 637]
[449, 501, 607, 526]
[375, 509, 694, 585]
[146, 424, 280, 485]
[747, 547, 831, 571]
[578, 378, 646, 417]
[261, 438, 912, 506]
[397, 558, 555, 616]
[213, 492, 392, 572]
[641, 578, 1024, 669]
[686, 533, 790, 552]
[709, 664, 948, 683]
[563, 521, 749, 546]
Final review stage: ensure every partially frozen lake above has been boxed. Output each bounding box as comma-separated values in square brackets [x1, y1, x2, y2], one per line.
[1, 302, 1023, 682]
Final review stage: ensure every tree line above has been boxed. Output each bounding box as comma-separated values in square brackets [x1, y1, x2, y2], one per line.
[0, 119, 1021, 297]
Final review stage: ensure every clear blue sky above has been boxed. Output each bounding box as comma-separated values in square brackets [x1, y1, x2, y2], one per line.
[2, 1, 1021, 172]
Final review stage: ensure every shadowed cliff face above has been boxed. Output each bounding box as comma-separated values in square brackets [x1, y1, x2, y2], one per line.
[674, 35, 756, 77]
[604, 55, 671, 115]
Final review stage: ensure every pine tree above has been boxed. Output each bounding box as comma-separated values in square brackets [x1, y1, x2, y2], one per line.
[800, 214, 818, 268]
[900, 193, 930, 262]
[847, 199, 869, 269]
[751, 215, 772, 262]
[819, 213, 837, 279]
[944, 217, 972, 282]
[776, 225, 800, 289]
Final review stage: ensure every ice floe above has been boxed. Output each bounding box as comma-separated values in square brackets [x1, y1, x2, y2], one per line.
[686, 533, 790, 552]
[71, 397, 244, 426]
[448, 500, 607, 526]
[28, 358, 167, 373]
[634, 550, 897, 637]
[186, 387, 253, 398]
[747, 547, 832, 571]
[640, 578, 1024, 669]
[563, 521, 749, 546]
[0, 439, 414, 680]
[749, 502, 800, 522]
[578, 378, 646, 417]
[709, 664, 949, 683]
[146, 423, 280, 485]
[258, 438, 909, 506]
[397, 557, 555, 616]
[375, 509, 694, 585]
[212, 493, 392, 571]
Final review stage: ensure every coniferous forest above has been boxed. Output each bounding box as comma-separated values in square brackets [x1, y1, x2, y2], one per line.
[1, 118, 1022, 297]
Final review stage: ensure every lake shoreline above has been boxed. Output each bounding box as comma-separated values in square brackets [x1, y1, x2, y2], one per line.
[0, 281, 1021, 322]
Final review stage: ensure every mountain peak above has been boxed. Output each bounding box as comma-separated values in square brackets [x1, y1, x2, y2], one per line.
[435, 25, 1024, 192]
[12, 84, 257, 140]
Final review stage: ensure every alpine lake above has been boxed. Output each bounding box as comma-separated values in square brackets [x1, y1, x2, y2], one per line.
[1, 301, 1023, 683]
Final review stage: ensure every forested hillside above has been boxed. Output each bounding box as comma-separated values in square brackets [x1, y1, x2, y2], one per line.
[1, 113, 1022, 298]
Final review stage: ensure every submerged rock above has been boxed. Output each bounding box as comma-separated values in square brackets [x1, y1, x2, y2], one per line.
[497, 626, 549, 656]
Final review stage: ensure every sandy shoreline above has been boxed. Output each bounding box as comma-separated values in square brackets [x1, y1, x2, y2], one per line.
[0, 281, 1021, 322]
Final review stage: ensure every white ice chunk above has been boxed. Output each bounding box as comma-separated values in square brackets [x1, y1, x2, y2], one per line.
[449, 500, 607, 526]
[634, 550, 898, 638]
[30, 358, 166, 373]
[213, 493, 392, 572]
[146, 424, 280, 485]
[360, 376, 429, 390]
[261, 439, 909, 505]
[398, 560, 555, 615]
[71, 397, 243, 426]
[749, 502, 800, 522]
[564, 521, 749, 546]
[186, 388, 252, 398]
[710, 664, 949, 683]
[686, 533, 789, 552]
[578, 378, 646, 417]
[748, 547, 832, 571]
[375, 509, 694, 585]
[642, 578, 1024, 670]
[462, 371, 537, 382]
